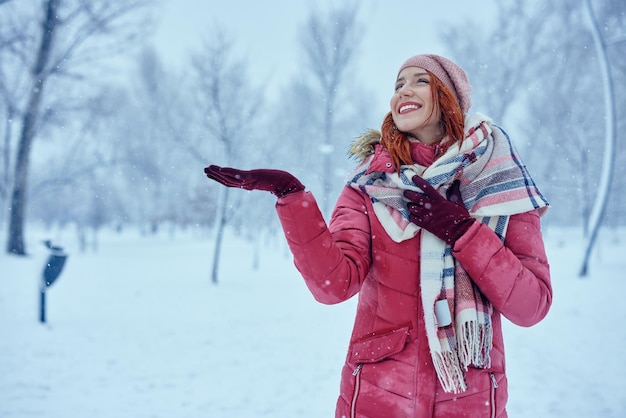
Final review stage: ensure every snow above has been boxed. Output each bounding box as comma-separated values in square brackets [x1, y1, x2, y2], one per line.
[1, 225, 625, 417]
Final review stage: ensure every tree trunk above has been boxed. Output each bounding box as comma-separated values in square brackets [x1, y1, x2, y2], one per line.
[6, 0, 59, 255]
[579, 0, 616, 277]
[211, 186, 229, 284]
[1, 106, 14, 226]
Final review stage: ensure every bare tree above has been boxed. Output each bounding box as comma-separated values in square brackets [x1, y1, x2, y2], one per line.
[440, 1, 549, 124]
[298, 3, 363, 215]
[189, 28, 264, 284]
[0, 3, 31, 228]
[517, 4, 602, 234]
[516, 0, 624, 275]
[6, 0, 62, 255]
[578, 0, 624, 276]
[441, 0, 626, 276]
[3, 0, 153, 255]
[123, 48, 190, 235]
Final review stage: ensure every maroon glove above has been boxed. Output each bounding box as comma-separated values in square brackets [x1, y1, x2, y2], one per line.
[403, 176, 475, 246]
[204, 165, 305, 198]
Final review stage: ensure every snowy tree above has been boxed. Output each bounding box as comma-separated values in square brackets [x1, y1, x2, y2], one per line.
[439, 0, 549, 125]
[517, 3, 603, 231]
[189, 27, 265, 283]
[297, 3, 364, 216]
[513, 0, 625, 275]
[121, 48, 193, 235]
[440, 0, 626, 276]
[1, 0, 154, 255]
[578, 0, 625, 276]
[0, 2, 30, 229]
[29, 86, 129, 251]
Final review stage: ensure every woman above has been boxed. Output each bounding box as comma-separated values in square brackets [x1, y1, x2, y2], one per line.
[205, 54, 552, 418]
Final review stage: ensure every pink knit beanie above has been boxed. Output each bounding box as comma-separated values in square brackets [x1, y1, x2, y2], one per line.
[398, 54, 472, 113]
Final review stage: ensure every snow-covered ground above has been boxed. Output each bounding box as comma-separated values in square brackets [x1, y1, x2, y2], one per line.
[1, 225, 625, 417]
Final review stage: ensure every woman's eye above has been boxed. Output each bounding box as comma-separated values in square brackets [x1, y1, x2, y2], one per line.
[416, 78, 429, 84]
[394, 83, 404, 91]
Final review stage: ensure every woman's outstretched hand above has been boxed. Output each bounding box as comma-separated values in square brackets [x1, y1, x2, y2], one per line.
[204, 165, 305, 198]
[403, 176, 475, 246]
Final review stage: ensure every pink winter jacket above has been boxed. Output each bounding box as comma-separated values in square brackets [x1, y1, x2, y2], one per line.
[275, 146, 552, 418]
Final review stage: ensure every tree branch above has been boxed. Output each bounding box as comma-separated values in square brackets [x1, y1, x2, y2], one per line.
[605, 34, 626, 46]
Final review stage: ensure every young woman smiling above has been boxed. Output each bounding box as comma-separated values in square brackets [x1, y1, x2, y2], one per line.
[205, 54, 551, 418]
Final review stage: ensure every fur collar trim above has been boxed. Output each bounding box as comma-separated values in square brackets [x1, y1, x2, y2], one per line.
[349, 129, 382, 161]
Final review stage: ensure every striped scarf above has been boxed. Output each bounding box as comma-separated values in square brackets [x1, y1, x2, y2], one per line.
[346, 113, 548, 393]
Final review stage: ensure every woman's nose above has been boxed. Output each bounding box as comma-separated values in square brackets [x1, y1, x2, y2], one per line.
[397, 85, 412, 97]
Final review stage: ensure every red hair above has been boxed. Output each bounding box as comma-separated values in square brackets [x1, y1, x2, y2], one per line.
[380, 70, 465, 172]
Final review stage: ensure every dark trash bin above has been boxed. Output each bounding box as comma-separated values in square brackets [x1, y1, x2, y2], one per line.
[40, 240, 68, 323]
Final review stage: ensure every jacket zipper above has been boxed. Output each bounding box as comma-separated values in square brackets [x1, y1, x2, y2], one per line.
[489, 372, 498, 418]
[351, 363, 363, 418]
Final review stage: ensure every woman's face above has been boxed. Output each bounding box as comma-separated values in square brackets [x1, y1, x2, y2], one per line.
[390, 66, 442, 145]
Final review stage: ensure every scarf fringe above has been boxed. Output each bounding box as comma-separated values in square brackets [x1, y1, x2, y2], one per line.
[457, 321, 493, 370]
[433, 350, 468, 394]
[434, 320, 493, 393]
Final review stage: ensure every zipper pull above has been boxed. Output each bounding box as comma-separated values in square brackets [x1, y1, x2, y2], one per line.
[489, 372, 498, 388]
[352, 363, 363, 376]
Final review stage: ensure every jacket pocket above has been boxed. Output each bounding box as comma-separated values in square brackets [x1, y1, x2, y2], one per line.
[347, 325, 410, 418]
[348, 325, 410, 364]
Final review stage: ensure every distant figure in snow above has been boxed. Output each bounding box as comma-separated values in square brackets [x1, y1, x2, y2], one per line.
[204, 53, 552, 418]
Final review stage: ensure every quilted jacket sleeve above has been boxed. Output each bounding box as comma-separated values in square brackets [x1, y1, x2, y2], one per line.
[452, 210, 552, 327]
[275, 187, 372, 304]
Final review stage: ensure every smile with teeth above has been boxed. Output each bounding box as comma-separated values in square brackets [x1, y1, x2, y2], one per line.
[399, 103, 421, 114]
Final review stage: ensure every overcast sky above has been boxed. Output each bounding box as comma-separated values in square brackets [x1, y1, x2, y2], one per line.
[150, 0, 495, 115]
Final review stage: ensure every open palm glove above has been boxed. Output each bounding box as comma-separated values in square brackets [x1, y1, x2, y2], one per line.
[403, 175, 475, 246]
[204, 165, 305, 198]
